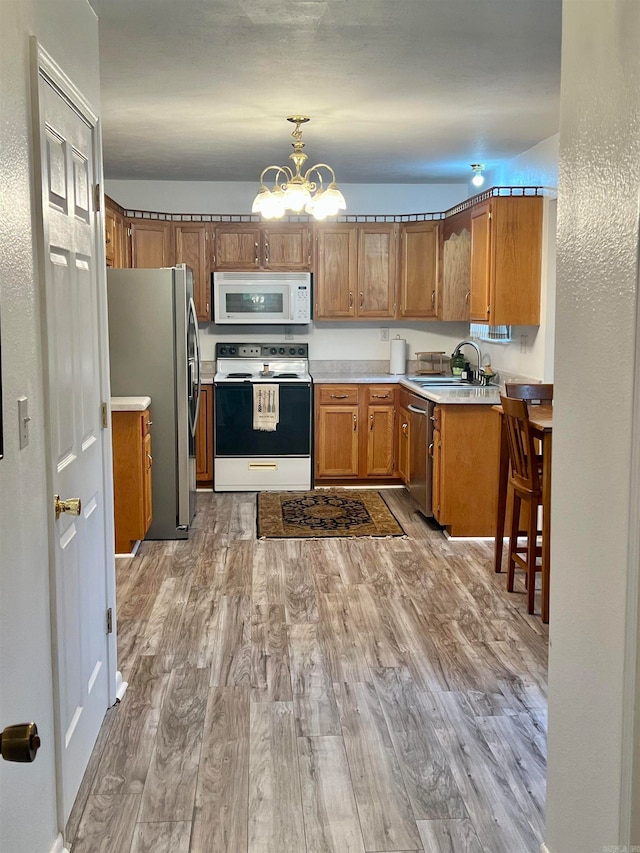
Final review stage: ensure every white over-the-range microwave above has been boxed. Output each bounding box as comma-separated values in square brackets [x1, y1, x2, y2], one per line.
[213, 271, 311, 324]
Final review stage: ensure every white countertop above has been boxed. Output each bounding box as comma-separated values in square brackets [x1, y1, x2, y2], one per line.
[111, 396, 151, 412]
[311, 373, 502, 405]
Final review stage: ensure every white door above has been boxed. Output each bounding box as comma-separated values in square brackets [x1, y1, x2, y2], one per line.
[35, 51, 113, 823]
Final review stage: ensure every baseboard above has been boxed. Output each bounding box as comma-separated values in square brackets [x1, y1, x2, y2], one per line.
[50, 832, 69, 853]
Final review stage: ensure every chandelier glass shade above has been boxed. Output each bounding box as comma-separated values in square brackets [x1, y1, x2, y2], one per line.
[252, 116, 346, 221]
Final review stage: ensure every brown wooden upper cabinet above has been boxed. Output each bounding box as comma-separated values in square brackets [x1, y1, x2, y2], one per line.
[315, 223, 398, 320]
[129, 220, 174, 269]
[469, 195, 543, 326]
[441, 209, 471, 321]
[212, 223, 312, 271]
[174, 223, 211, 321]
[398, 221, 440, 319]
[104, 197, 128, 268]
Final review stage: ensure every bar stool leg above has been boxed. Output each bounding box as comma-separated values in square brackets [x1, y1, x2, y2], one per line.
[526, 498, 538, 615]
[507, 493, 521, 593]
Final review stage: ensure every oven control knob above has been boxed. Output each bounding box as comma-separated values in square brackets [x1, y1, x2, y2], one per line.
[297, 347, 306, 355]
[278, 347, 285, 354]
[289, 347, 296, 355]
[269, 347, 277, 355]
[228, 346, 237, 355]
[219, 346, 227, 355]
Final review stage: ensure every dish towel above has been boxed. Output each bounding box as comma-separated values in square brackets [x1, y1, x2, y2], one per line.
[253, 384, 279, 431]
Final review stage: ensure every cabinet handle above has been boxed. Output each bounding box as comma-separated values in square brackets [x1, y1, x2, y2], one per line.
[371, 393, 390, 399]
[330, 394, 349, 399]
[349, 291, 353, 308]
[370, 413, 374, 431]
[264, 240, 269, 265]
[359, 291, 364, 307]
[428, 443, 434, 458]
[105, 237, 111, 244]
[353, 414, 357, 431]
[431, 290, 436, 307]
[465, 290, 470, 304]
[147, 452, 153, 469]
[206, 302, 209, 313]
[402, 422, 408, 435]
[255, 242, 259, 265]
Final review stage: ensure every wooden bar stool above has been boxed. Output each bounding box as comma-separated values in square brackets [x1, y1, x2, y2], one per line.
[500, 395, 544, 614]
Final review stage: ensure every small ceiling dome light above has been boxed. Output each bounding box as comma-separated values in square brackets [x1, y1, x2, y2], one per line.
[471, 164, 485, 187]
[252, 116, 346, 221]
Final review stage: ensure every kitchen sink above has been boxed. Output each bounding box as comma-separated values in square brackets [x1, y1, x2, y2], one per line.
[411, 376, 467, 387]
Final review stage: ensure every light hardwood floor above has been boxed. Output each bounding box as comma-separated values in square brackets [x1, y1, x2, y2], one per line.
[68, 490, 548, 853]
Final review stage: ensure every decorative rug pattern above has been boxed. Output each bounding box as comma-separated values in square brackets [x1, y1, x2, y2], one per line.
[257, 489, 405, 539]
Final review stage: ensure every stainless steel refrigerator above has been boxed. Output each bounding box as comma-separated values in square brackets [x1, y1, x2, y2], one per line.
[107, 265, 201, 539]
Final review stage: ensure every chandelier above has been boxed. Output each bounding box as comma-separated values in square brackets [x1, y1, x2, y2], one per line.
[252, 116, 346, 221]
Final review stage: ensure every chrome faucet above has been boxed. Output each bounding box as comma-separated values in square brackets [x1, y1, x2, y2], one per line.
[452, 340, 482, 383]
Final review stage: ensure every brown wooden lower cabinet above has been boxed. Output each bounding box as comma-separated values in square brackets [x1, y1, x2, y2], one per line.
[196, 385, 213, 488]
[431, 403, 500, 536]
[112, 408, 152, 554]
[314, 383, 398, 481]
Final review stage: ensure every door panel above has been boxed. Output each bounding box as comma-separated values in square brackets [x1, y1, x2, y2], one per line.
[39, 67, 110, 822]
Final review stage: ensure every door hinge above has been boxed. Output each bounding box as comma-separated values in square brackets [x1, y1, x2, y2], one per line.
[106, 607, 113, 634]
[101, 402, 109, 429]
[94, 184, 101, 211]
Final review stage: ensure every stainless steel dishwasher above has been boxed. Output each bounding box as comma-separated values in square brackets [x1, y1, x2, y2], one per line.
[407, 391, 435, 517]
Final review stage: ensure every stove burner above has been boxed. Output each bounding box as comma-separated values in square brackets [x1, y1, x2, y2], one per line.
[275, 373, 299, 379]
[227, 372, 252, 378]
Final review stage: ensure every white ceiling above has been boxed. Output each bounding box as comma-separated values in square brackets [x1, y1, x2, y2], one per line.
[88, 0, 562, 185]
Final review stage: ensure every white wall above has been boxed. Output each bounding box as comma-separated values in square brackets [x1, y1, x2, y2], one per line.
[105, 179, 467, 217]
[544, 1, 640, 851]
[0, 1, 101, 851]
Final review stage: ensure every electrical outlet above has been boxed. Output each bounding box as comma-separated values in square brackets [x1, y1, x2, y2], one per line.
[380, 328, 389, 341]
[520, 334, 529, 354]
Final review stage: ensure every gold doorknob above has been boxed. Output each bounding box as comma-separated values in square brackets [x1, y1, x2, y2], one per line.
[54, 495, 82, 520]
[0, 722, 41, 763]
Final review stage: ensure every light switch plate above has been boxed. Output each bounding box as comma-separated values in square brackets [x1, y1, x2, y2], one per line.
[18, 396, 30, 449]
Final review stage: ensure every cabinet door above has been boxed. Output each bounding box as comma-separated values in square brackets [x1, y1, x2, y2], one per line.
[315, 405, 359, 478]
[397, 406, 410, 484]
[263, 224, 312, 270]
[357, 224, 397, 317]
[491, 196, 543, 325]
[142, 427, 153, 534]
[441, 209, 471, 321]
[213, 225, 261, 269]
[175, 223, 210, 321]
[399, 221, 440, 318]
[130, 221, 174, 268]
[366, 405, 395, 476]
[431, 408, 442, 521]
[315, 224, 358, 319]
[196, 386, 213, 486]
[105, 207, 116, 267]
[469, 202, 492, 322]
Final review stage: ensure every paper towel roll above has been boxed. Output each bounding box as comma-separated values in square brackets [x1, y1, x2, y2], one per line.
[389, 337, 406, 374]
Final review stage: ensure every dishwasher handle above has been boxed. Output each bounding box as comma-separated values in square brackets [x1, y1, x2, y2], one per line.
[407, 403, 430, 416]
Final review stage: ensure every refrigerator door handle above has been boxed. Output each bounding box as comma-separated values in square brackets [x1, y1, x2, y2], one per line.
[187, 296, 201, 436]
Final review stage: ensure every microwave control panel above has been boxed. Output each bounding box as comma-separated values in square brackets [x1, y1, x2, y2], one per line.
[292, 284, 310, 322]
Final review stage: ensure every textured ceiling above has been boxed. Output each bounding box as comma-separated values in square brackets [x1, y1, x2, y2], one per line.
[89, 0, 562, 184]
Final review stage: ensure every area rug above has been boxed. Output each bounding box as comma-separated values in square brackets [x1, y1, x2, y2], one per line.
[257, 489, 405, 539]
